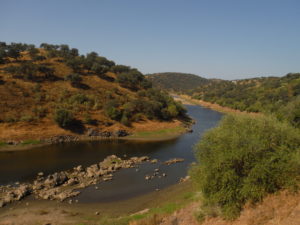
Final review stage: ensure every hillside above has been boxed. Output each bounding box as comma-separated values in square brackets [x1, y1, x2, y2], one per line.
[146, 72, 211, 94]
[192, 74, 300, 127]
[0, 43, 187, 142]
[147, 72, 300, 128]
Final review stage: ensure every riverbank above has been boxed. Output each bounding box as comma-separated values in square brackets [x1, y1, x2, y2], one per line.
[0, 120, 191, 152]
[0, 179, 196, 225]
[0, 103, 223, 225]
[176, 94, 259, 115]
[0, 154, 194, 225]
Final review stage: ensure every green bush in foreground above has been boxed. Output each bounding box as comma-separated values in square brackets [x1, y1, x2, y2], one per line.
[190, 114, 300, 220]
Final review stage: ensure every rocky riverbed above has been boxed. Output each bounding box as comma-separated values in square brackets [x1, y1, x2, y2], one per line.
[0, 155, 185, 208]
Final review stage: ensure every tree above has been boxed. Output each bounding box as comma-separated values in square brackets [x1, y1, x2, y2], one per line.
[0, 49, 6, 64]
[91, 62, 108, 74]
[83, 52, 98, 72]
[38, 65, 55, 79]
[116, 69, 145, 90]
[66, 57, 83, 73]
[104, 100, 121, 121]
[111, 65, 131, 74]
[65, 73, 82, 85]
[54, 108, 75, 127]
[0, 42, 6, 48]
[120, 113, 130, 126]
[28, 45, 39, 58]
[6, 45, 21, 60]
[70, 48, 79, 57]
[59, 44, 70, 58]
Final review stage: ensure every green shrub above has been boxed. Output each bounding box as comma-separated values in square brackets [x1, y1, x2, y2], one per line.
[64, 73, 82, 84]
[120, 113, 130, 126]
[103, 100, 122, 121]
[20, 114, 34, 122]
[83, 113, 93, 124]
[276, 96, 300, 128]
[69, 93, 89, 104]
[54, 108, 75, 127]
[190, 114, 300, 220]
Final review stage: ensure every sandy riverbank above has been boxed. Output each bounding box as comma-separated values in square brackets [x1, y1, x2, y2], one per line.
[176, 94, 259, 116]
[0, 179, 195, 225]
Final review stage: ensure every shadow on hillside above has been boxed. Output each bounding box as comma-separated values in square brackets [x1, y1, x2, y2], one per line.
[65, 120, 85, 134]
[71, 82, 90, 90]
[97, 74, 115, 82]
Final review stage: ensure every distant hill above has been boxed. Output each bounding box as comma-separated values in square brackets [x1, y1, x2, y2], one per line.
[146, 72, 211, 93]
[146, 71, 300, 128]
[193, 74, 300, 111]
[0, 42, 186, 141]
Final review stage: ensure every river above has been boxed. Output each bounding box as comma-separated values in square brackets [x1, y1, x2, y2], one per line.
[0, 104, 222, 202]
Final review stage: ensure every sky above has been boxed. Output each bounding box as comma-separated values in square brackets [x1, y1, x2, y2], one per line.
[1, 0, 300, 80]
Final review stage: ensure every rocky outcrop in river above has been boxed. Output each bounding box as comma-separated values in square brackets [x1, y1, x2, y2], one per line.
[0, 155, 149, 208]
[0, 156, 185, 208]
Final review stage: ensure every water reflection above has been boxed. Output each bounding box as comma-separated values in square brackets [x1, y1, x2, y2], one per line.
[0, 105, 223, 201]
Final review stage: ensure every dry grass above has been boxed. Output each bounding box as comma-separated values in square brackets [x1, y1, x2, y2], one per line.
[0, 51, 186, 142]
[199, 190, 300, 225]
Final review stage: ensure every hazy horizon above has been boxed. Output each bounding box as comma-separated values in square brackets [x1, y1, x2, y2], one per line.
[1, 0, 299, 79]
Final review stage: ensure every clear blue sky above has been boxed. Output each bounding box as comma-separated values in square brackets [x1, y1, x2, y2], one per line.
[1, 0, 300, 79]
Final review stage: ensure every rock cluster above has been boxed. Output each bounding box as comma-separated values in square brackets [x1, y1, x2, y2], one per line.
[86, 128, 130, 138]
[145, 169, 167, 180]
[0, 155, 149, 208]
[164, 158, 185, 165]
[45, 135, 79, 144]
[0, 156, 186, 208]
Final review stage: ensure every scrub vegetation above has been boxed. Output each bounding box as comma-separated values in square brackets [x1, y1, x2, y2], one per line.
[190, 114, 300, 220]
[0, 42, 187, 141]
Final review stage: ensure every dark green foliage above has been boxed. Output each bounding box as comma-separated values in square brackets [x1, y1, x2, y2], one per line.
[120, 113, 130, 126]
[111, 65, 131, 74]
[117, 69, 151, 91]
[0, 49, 7, 64]
[66, 57, 84, 73]
[69, 93, 89, 104]
[70, 48, 79, 57]
[191, 114, 300, 220]
[5, 62, 56, 81]
[82, 52, 115, 73]
[193, 73, 300, 121]
[276, 96, 300, 128]
[103, 100, 122, 121]
[37, 65, 55, 79]
[83, 113, 93, 124]
[121, 89, 186, 121]
[54, 108, 75, 127]
[65, 73, 82, 84]
[28, 45, 39, 58]
[91, 62, 108, 74]
[147, 72, 210, 93]
[6, 42, 26, 60]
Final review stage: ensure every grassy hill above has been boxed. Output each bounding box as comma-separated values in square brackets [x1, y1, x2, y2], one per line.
[192, 74, 300, 128]
[146, 72, 211, 94]
[147, 72, 300, 128]
[0, 42, 187, 142]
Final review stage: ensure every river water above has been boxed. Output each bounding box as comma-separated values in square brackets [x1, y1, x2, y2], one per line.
[0, 105, 222, 202]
